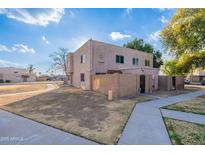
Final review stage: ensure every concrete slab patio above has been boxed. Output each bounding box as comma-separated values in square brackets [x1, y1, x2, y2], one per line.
[0, 110, 96, 145]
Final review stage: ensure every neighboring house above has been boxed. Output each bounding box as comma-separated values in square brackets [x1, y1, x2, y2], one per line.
[67, 39, 159, 95]
[0, 67, 36, 83]
[187, 68, 205, 82]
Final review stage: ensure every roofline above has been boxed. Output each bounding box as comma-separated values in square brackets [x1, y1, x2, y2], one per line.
[90, 39, 153, 56]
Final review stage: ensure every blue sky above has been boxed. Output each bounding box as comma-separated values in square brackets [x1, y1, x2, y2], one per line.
[0, 8, 175, 74]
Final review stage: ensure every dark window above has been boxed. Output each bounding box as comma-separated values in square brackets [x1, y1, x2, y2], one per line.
[116, 55, 124, 64]
[80, 54, 85, 64]
[80, 73, 85, 82]
[133, 58, 139, 65]
[145, 60, 150, 66]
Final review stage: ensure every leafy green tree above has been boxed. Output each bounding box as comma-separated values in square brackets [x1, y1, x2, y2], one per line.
[161, 60, 183, 76]
[160, 9, 205, 70]
[123, 38, 163, 68]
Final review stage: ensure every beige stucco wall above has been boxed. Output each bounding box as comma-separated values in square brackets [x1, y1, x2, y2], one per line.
[145, 75, 152, 93]
[175, 76, 184, 90]
[121, 68, 159, 90]
[158, 76, 171, 91]
[158, 76, 184, 91]
[92, 73, 119, 98]
[92, 73, 152, 98]
[91, 40, 153, 73]
[118, 74, 138, 98]
[72, 40, 92, 90]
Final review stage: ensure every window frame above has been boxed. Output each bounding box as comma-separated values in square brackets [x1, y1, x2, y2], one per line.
[80, 73, 85, 82]
[116, 55, 124, 64]
[80, 54, 85, 64]
[132, 57, 139, 66]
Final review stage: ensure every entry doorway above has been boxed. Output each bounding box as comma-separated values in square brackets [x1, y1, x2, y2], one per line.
[140, 75, 145, 93]
[172, 76, 176, 90]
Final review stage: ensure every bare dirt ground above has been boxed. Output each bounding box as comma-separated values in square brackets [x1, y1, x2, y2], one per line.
[0, 84, 48, 94]
[151, 85, 199, 98]
[0, 86, 155, 144]
[164, 118, 205, 145]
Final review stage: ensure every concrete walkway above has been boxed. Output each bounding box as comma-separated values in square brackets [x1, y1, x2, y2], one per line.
[0, 110, 96, 145]
[161, 109, 205, 125]
[118, 90, 205, 145]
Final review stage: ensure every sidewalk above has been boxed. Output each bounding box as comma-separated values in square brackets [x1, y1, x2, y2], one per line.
[0, 110, 96, 145]
[118, 90, 205, 145]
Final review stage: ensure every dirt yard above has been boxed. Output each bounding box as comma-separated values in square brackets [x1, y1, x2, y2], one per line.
[164, 118, 205, 145]
[0, 86, 155, 144]
[151, 85, 198, 98]
[0, 84, 48, 94]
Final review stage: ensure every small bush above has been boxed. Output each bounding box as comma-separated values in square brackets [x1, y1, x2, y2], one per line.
[0, 79, 4, 83]
[5, 80, 11, 83]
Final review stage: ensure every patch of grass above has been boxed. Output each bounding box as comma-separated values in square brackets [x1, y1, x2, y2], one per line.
[164, 118, 205, 145]
[163, 95, 205, 115]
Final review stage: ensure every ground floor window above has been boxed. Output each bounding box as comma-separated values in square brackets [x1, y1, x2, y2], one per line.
[80, 73, 85, 82]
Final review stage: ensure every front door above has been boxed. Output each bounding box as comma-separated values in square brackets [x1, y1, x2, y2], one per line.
[172, 76, 176, 90]
[140, 75, 145, 93]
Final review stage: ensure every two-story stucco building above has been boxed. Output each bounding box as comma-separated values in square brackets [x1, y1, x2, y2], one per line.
[67, 39, 159, 95]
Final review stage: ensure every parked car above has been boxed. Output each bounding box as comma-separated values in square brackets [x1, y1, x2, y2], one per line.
[201, 80, 205, 85]
[184, 79, 190, 84]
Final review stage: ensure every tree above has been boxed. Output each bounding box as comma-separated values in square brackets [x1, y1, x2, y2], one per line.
[49, 48, 68, 82]
[27, 64, 35, 74]
[161, 60, 183, 76]
[123, 38, 163, 68]
[160, 9, 205, 70]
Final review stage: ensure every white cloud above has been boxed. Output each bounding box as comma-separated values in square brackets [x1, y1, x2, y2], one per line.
[160, 16, 169, 24]
[0, 43, 36, 53]
[0, 59, 22, 67]
[0, 44, 11, 52]
[110, 32, 131, 41]
[149, 30, 161, 42]
[125, 8, 133, 16]
[0, 8, 65, 26]
[42, 36, 49, 44]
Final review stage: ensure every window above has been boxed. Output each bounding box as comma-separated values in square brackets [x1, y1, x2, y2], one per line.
[80, 54, 85, 64]
[80, 73, 85, 82]
[116, 55, 124, 64]
[132, 58, 139, 65]
[145, 60, 150, 67]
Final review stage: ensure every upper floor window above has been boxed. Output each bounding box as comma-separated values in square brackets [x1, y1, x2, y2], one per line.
[132, 58, 139, 66]
[116, 55, 124, 64]
[145, 60, 150, 67]
[80, 54, 85, 64]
